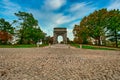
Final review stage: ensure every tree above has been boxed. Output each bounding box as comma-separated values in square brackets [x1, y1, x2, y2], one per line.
[73, 9, 108, 45]
[0, 18, 14, 44]
[73, 25, 81, 44]
[106, 9, 120, 47]
[14, 11, 45, 44]
[84, 9, 108, 45]
[73, 24, 89, 44]
[0, 18, 14, 34]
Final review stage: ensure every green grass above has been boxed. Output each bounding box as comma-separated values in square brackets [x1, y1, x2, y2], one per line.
[70, 43, 119, 50]
[39, 44, 49, 47]
[70, 44, 80, 48]
[82, 45, 116, 50]
[0, 44, 48, 48]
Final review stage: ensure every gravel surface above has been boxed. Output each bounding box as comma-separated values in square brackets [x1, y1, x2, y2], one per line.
[0, 44, 120, 80]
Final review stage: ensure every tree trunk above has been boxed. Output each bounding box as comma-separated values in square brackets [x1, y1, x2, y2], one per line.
[98, 37, 101, 46]
[20, 35, 23, 44]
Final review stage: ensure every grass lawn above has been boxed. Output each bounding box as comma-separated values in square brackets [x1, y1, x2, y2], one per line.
[70, 44, 120, 50]
[70, 44, 80, 48]
[0, 44, 48, 48]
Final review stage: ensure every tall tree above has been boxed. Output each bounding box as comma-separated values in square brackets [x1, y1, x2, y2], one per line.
[85, 9, 108, 45]
[14, 11, 45, 44]
[73, 9, 108, 45]
[73, 24, 89, 44]
[106, 9, 120, 47]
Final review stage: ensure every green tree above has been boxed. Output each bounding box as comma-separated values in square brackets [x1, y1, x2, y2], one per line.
[14, 11, 45, 44]
[0, 18, 14, 34]
[73, 24, 89, 44]
[85, 9, 108, 45]
[73, 9, 108, 45]
[106, 9, 120, 47]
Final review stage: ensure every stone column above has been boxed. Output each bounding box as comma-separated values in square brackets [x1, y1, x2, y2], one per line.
[63, 33, 67, 44]
[65, 32, 67, 44]
[53, 33, 57, 44]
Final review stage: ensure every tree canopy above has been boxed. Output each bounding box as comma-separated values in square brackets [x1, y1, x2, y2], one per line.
[73, 8, 120, 47]
[14, 11, 45, 44]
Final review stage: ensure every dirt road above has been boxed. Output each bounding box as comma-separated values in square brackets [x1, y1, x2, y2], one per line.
[0, 44, 120, 80]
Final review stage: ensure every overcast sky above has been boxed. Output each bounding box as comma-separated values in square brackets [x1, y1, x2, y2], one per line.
[0, 0, 120, 40]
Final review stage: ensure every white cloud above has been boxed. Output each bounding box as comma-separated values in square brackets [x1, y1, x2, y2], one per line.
[108, 0, 120, 10]
[69, 2, 86, 12]
[0, 0, 22, 23]
[67, 28, 74, 40]
[66, 20, 80, 40]
[51, 2, 96, 28]
[54, 14, 75, 25]
[44, 0, 66, 10]
[68, 2, 96, 19]
[1, 0, 21, 16]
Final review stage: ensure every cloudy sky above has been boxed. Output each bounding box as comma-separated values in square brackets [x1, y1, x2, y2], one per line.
[0, 0, 120, 40]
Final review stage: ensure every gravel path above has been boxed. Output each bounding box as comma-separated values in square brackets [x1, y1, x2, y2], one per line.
[0, 44, 120, 80]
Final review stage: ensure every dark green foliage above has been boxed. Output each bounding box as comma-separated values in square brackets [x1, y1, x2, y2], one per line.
[14, 11, 45, 44]
[106, 9, 120, 47]
[0, 18, 14, 34]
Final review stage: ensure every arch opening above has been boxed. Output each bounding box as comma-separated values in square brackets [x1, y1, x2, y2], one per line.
[57, 35, 63, 44]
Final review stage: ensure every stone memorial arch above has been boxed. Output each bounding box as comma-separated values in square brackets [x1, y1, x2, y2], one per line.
[53, 28, 67, 44]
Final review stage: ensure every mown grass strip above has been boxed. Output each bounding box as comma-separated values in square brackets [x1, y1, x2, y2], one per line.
[70, 44, 119, 50]
[0, 44, 48, 48]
